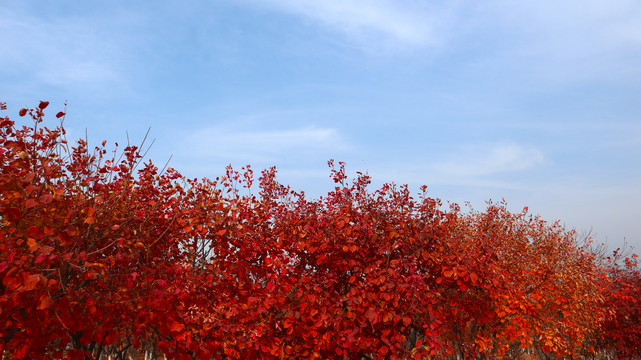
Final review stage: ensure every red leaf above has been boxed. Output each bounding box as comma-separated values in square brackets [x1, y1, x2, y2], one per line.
[38, 101, 49, 109]
[56, 111, 65, 118]
[39, 194, 54, 205]
[26, 225, 44, 239]
[65, 225, 79, 236]
[15, 345, 28, 359]
[39, 245, 54, 256]
[66, 349, 85, 360]
[4, 207, 22, 221]
[378, 346, 389, 356]
[365, 308, 379, 324]
[24, 198, 38, 209]
[85, 272, 97, 280]
[19, 108, 28, 116]
[57, 232, 72, 245]
[35, 254, 47, 264]
[403, 316, 412, 327]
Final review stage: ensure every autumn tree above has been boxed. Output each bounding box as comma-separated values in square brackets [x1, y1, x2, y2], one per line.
[1, 101, 639, 360]
[0, 102, 203, 359]
[596, 251, 641, 358]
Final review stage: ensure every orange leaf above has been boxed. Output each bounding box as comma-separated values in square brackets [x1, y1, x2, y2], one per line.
[27, 237, 38, 251]
[170, 321, 185, 333]
[470, 272, 479, 284]
[37, 294, 51, 310]
[24, 274, 40, 290]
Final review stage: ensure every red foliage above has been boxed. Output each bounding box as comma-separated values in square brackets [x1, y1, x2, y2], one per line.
[598, 254, 641, 358]
[0, 101, 639, 359]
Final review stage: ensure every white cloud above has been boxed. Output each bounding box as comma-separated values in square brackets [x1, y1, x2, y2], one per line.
[481, 0, 641, 81]
[242, 0, 455, 49]
[436, 142, 544, 178]
[239, 0, 640, 79]
[186, 124, 351, 163]
[369, 142, 544, 188]
[0, 8, 127, 91]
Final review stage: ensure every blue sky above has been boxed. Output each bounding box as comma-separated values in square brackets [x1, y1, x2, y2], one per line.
[2, 0, 640, 252]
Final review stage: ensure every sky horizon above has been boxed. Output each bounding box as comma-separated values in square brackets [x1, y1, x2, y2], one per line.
[2, 1, 640, 253]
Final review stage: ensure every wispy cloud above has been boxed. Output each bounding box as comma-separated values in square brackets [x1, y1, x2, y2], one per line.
[0, 8, 128, 92]
[242, 0, 455, 49]
[186, 124, 351, 163]
[480, 0, 641, 81]
[370, 142, 544, 187]
[435, 142, 544, 178]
